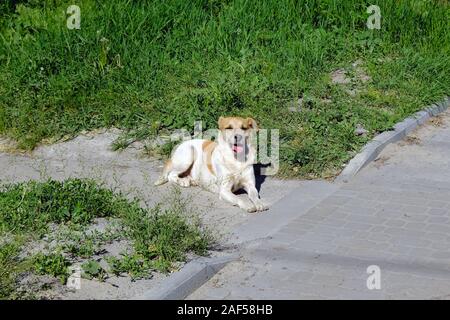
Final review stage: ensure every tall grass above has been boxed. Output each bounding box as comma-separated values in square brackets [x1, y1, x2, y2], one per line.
[0, 0, 449, 177]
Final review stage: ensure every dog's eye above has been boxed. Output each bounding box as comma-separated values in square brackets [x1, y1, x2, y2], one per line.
[241, 126, 248, 130]
[225, 126, 232, 130]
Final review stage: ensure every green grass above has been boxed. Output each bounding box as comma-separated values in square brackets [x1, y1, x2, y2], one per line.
[0, 239, 31, 299]
[0, 178, 212, 299]
[106, 254, 154, 280]
[0, 1, 449, 178]
[32, 252, 71, 284]
[81, 260, 108, 281]
[120, 198, 210, 273]
[0, 179, 125, 235]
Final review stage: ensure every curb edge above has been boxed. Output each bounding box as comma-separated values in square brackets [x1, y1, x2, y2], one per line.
[336, 96, 450, 183]
[135, 254, 238, 300]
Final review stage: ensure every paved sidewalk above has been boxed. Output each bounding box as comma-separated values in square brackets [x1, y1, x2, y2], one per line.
[188, 110, 450, 299]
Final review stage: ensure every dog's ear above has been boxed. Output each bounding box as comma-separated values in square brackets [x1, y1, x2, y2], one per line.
[218, 117, 227, 130]
[247, 118, 258, 131]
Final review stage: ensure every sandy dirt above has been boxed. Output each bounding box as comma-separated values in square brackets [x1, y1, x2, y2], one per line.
[372, 110, 450, 173]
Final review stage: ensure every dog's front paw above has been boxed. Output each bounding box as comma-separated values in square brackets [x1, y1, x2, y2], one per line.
[238, 201, 257, 213]
[255, 202, 269, 212]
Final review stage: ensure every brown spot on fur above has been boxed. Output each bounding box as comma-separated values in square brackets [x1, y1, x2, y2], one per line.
[202, 140, 217, 175]
[246, 117, 258, 131]
[218, 116, 259, 131]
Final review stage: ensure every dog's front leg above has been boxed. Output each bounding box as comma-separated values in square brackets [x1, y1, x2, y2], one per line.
[219, 183, 256, 213]
[243, 182, 268, 212]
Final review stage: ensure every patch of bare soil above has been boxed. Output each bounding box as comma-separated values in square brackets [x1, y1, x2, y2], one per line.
[373, 155, 390, 169]
[430, 114, 446, 128]
[398, 135, 421, 147]
[366, 109, 450, 171]
[330, 59, 372, 94]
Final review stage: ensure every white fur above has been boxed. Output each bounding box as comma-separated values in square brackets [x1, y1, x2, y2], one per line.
[154, 135, 268, 213]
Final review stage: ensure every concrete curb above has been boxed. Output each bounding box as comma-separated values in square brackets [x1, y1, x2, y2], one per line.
[335, 97, 450, 183]
[135, 254, 238, 300]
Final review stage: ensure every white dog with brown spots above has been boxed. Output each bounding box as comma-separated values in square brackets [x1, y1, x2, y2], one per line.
[154, 116, 268, 212]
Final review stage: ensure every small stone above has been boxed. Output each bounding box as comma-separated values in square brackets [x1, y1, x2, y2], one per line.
[355, 124, 368, 136]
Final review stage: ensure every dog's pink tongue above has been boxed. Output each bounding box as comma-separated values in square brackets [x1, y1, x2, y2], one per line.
[232, 145, 244, 153]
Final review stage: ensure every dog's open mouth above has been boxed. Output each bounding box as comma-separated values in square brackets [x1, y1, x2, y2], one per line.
[231, 143, 245, 154]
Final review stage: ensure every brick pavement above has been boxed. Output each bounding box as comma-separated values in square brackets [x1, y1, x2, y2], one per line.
[188, 111, 450, 299]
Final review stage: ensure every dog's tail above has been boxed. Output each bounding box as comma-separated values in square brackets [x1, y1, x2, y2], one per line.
[154, 159, 172, 186]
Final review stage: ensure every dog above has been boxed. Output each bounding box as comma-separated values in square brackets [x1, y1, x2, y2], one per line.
[154, 116, 268, 213]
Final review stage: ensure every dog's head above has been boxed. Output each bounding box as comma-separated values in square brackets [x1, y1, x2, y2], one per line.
[218, 116, 258, 158]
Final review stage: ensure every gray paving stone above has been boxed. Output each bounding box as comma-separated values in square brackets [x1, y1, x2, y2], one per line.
[425, 224, 450, 233]
[427, 200, 448, 209]
[343, 222, 373, 231]
[370, 225, 386, 233]
[427, 216, 448, 224]
[351, 215, 387, 225]
[320, 195, 352, 205]
[406, 215, 430, 224]
[404, 222, 427, 230]
[423, 232, 448, 241]
[401, 205, 429, 214]
[385, 219, 407, 227]
[428, 208, 449, 216]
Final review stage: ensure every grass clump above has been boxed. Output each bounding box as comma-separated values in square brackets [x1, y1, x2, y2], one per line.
[121, 202, 211, 273]
[106, 254, 153, 280]
[51, 224, 122, 259]
[81, 260, 107, 281]
[105, 201, 211, 279]
[0, 178, 212, 299]
[0, 179, 122, 235]
[0, 240, 30, 299]
[32, 252, 70, 284]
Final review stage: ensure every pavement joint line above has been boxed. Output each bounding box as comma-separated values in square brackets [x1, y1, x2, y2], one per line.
[335, 96, 450, 183]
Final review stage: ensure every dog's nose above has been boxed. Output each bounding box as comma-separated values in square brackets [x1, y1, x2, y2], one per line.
[234, 134, 243, 143]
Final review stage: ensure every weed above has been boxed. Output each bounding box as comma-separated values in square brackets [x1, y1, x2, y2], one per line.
[0, 240, 29, 299]
[106, 254, 153, 280]
[32, 252, 70, 284]
[51, 224, 122, 259]
[120, 203, 211, 273]
[81, 260, 107, 281]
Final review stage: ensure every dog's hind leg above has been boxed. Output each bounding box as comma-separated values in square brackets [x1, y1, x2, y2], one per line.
[166, 144, 196, 187]
[154, 159, 172, 186]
